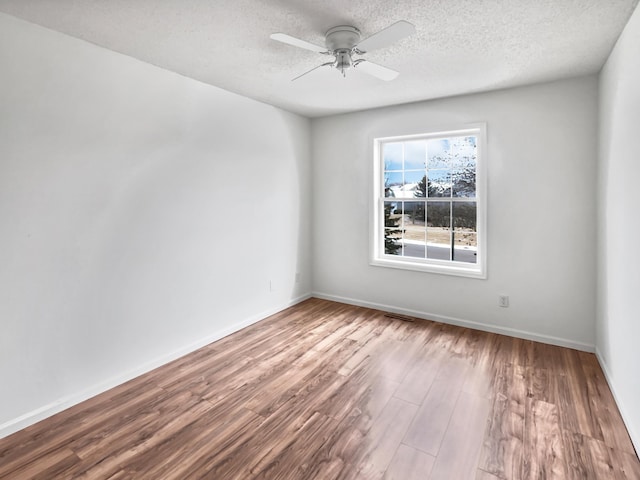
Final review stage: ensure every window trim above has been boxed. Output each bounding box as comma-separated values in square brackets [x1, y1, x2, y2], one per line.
[370, 125, 487, 279]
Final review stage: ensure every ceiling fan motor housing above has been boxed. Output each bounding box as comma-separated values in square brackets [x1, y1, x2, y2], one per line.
[325, 25, 361, 51]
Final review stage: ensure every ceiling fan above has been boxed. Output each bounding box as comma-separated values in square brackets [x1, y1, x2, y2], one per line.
[270, 20, 416, 81]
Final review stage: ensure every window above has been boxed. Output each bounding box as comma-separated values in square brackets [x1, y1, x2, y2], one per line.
[371, 126, 486, 278]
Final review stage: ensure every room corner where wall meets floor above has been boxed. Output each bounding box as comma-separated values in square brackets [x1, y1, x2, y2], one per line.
[311, 293, 595, 354]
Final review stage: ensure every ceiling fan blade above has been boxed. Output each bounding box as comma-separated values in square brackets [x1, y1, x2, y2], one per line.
[355, 20, 416, 53]
[270, 33, 328, 53]
[292, 62, 334, 81]
[354, 60, 399, 81]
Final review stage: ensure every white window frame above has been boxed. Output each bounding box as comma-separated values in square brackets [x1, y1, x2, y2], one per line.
[370, 125, 487, 279]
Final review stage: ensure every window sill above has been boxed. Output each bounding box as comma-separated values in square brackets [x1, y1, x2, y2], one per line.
[370, 256, 486, 279]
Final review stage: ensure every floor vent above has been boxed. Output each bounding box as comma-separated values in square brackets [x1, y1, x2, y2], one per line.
[384, 313, 415, 322]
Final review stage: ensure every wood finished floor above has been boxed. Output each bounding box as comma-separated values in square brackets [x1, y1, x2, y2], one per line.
[1, 298, 638, 479]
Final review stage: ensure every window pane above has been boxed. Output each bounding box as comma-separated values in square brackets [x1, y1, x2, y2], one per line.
[453, 201, 477, 230]
[384, 171, 403, 197]
[428, 170, 451, 197]
[427, 138, 451, 169]
[427, 201, 451, 260]
[403, 170, 425, 197]
[454, 234, 477, 263]
[404, 141, 426, 169]
[451, 136, 477, 169]
[383, 143, 403, 170]
[413, 174, 427, 198]
[384, 201, 403, 255]
[451, 136, 476, 197]
[402, 201, 426, 258]
[453, 202, 477, 263]
[452, 166, 476, 197]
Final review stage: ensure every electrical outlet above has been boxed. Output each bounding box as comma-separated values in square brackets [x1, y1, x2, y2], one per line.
[499, 295, 509, 308]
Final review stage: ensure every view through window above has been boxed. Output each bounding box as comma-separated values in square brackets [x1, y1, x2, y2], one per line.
[372, 127, 485, 277]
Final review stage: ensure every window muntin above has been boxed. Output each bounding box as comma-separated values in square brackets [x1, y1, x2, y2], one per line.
[372, 127, 485, 278]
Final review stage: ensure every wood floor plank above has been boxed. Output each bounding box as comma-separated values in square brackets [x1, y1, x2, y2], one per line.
[244, 338, 356, 417]
[337, 320, 395, 376]
[72, 399, 216, 479]
[132, 406, 264, 479]
[429, 391, 491, 480]
[383, 444, 435, 480]
[578, 432, 619, 479]
[199, 408, 329, 479]
[462, 362, 493, 399]
[0, 385, 167, 477]
[476, 469, 503, 480]
[375, 339, 416, 383]
[318, 350, 399, 426]
[402, 356, 468, 456]
[578, 351, 637, 455]
[393, 344, 443, 405]
[352, 397, 419, 479]
[562, 349, 604, 437]
[70, 389, 200, 460]
[0, 298, 637, 480]
[478, 392, 524, 479]
[3, 447, 79, 480]
[610, 447, 640, 480]
[522, 399, 565, 480]
[561, 430, 598, 480]
[193, 360, 357, 478]
[524, 365, 552, 403]
[250, 412, 339, 480]
[303, 406, 369, 480]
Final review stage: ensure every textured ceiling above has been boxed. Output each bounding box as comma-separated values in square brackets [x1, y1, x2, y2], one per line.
[0, 0, 637, 117]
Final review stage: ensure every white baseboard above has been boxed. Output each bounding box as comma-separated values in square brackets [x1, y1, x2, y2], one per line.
[0, 293, 311, 440]
[595, 348, 640, 457]
[312, 291, 595, 353]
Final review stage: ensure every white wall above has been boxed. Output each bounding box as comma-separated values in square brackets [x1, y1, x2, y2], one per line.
[312, 77, 598, 350]
[597, 4, 640, 453]
[0, 13, 311, 437]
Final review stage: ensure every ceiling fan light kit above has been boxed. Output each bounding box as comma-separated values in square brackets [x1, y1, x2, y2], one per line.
[270, 20, 416, 82]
